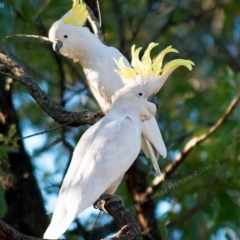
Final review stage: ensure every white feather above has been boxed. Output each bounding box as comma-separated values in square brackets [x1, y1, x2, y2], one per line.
[44, 116, 141, 239]
[44, 64, 170, 239]
[48, 22, 167, 175]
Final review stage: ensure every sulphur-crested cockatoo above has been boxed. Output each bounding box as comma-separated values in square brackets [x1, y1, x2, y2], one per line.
[48, 0, 189, 175]
[43, 50, 194, 239]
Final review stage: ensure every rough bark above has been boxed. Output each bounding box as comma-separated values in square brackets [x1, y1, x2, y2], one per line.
[0, 74, 49, 237]
[0, 48, 103, 127]
[0, 220, 42, 240]
[125, 161, 162, 240]
[95, 193, 141, 240]
[0, 193, 140, 240]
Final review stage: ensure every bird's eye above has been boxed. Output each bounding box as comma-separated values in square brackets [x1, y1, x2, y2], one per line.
[137, 92, 144, 97]
[64, 35, 68, 38]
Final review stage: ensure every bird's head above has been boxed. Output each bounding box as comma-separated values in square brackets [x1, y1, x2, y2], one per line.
[110, 77, 157, 121]
[111, 43, 194, 121]
[113, 43, 194, 97]
[48, 0, 89, 60]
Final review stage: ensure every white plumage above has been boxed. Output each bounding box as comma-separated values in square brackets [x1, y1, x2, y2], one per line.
[44, 2, 194, 238]
[43, 74, 167, 239]
[48, 15, 166, 176]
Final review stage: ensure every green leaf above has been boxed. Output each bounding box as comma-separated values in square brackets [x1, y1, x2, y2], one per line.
[0, 183, 7, 218]
[0, 146, 9, 162]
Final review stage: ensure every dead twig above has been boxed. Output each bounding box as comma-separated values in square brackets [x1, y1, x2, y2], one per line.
[86, 4, 104, 42]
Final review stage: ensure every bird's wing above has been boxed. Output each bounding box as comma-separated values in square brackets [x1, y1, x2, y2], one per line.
[44, 116, 141, 239]
[107, 46, 132, 82]
[43, 117, 109, 239]
[59, 118, 105, 191]
[84, 46, 130, 113]
[108, 46, 131, 67]
[64, 116, 140, 215]
[141, 117, 167, 174]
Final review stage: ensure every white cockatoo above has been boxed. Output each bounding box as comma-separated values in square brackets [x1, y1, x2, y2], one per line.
[43, 47, 194, 239]
[48, 0, 189, 175]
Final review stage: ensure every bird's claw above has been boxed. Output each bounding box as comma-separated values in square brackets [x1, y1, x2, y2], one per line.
[93, 193, 124, 214]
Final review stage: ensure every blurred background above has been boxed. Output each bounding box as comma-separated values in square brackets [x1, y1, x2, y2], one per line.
[0, 0, 240, 239]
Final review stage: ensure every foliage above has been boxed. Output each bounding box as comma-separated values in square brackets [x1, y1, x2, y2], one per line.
[0, 124, 19, 220]
[1, 0, 240, 239]
[0, 125, 19, 162]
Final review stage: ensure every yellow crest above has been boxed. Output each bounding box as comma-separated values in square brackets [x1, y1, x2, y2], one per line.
[63, 0, 88, 26]
[114, 43, 195, 80]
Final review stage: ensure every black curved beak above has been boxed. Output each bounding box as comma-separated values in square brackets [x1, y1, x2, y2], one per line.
[148, 94, 159, 110]
[53, 40, 63, 55]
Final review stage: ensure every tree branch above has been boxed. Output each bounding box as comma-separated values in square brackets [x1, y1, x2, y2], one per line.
[126, 161, 162, 240]
[0, 48, 103, 127]
[0, 220, 42, 240]
[86, 3, 104, 43]
[146, 2, 226, 48]
[140, 93, 240, 201]
[95, 193, 141, 240]
[0, 193, 141, 240]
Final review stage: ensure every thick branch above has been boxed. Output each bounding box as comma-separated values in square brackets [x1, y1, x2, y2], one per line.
[126, 161, 162, 240]
[95, 193, 140, 240]
[140, 93, 240, 201]
[0, 194, 141, 240]
[0, 48, 103, 127]
[0, 220, 41, 240]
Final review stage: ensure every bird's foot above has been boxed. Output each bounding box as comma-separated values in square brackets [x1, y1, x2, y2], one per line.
[93, 193, 124, 214]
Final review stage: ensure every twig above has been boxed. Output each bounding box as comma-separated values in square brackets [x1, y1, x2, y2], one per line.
[6, 4, 104, 44]
[140, 93, 240, 201]
[96, 0, 102, 27]
[168, 158, 230, 227]
[86, 3, 104, 42]
[166, 122, 212, 150]
[146, 2, 225, 48]
[13, 122, 72, 141]
[168, 190, 220, 228]
[0, 220, 42, 240]
[0, 48, 103, 127]
[2, 34, 52, 43]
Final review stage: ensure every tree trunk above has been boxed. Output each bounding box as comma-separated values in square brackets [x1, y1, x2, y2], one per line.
[0, 75, 49, 237]
[126, 161, 162, 240]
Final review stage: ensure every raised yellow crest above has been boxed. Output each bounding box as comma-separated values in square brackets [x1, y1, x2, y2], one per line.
[63, 0, 88, 26]
[114, 43, 194, 80]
